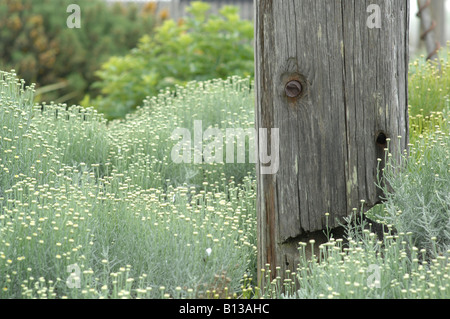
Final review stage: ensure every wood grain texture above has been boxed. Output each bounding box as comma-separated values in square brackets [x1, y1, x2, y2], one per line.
[255, 0, 410, 279]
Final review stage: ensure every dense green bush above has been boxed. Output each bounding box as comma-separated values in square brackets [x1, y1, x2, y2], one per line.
[377, 120, 449, 259]
[107, 76, 255, 191]
[0, 70, 111, 200]
[0, 0, 158, 106]
[87, 1, 254, 120]
[368, 50, 450, 259]
[0, 70, 257, 299]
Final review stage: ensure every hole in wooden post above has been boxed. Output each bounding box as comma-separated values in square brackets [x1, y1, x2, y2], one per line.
[375, 131, 388, 201]
[376, 132, 388, 147]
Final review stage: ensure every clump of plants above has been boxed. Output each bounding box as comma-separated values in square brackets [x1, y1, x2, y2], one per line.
[106, 75, 255, 190]
[370, 48, 450, 260]
[254, 204, 449, 299]
[0, 70, 257, 299]
[374, 116, 449, 257]
[87, 1, 254, 119]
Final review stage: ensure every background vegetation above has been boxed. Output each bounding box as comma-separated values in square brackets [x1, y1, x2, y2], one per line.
[0, 0, 159, 106]
[86, 2, 254, 119]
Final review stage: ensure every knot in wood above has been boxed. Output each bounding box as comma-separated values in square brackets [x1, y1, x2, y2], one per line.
[285, 80, 302, 98]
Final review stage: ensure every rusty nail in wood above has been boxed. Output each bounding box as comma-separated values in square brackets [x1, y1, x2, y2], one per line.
[285, 80, 302, 98]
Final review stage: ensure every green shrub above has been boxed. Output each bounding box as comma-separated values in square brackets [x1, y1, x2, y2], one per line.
[374, 116, 450, 259]
[88, 1, 254, 119]
[0, 70, 111, 200]
[0, 70, 257, 299]
[106, 76, 255, 191]
[292, 225, 449, 299]
[0, 0, 158, 106]
[255, 204, 449, 299]
[367, 48, 450, 259]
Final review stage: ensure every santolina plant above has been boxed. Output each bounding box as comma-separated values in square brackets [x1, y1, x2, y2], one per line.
[170, 120, 280, 174]
[106, 76, 256, 190]
[374, 112, 450, 260]
[254, 207, 450, 299]
[0, 70, 257, 298]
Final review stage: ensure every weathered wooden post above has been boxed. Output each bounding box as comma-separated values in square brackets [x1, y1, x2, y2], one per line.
[255, 0, 410, 281]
